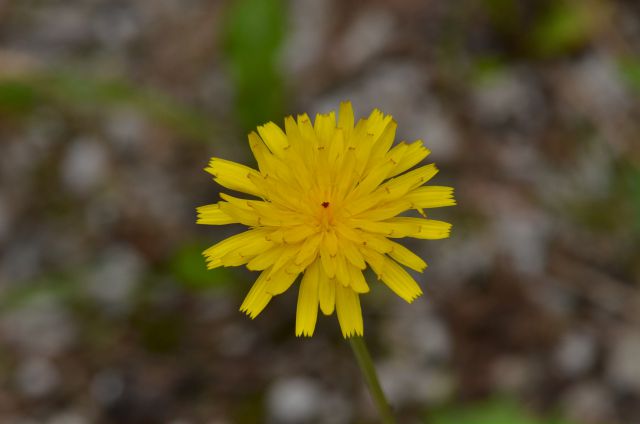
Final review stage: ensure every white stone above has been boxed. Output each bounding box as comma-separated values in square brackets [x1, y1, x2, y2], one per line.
[47, 411, 89, 424]
[60, 137, 108, 195]
[266, 377, 322, 423]
[493, 207, 551, 276]
[16, 356, 60, 398]
[471, 68, 546, 133]
[336, 9, 396, 71]
[281, 0, 331, 76]
[561, 381, 615, 424]
[1, 294, 76, 355]
[607, 330, 640, 391]
[554, 331, 597, 376]
[86, 245, 145, 312]
[90, 369, 125, 406]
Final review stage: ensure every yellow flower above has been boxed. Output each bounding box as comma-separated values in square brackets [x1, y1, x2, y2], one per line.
[197, 102, 455, 338]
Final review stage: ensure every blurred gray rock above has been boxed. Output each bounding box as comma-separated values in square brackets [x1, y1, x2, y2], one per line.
[0, 195, 9, 243]
[406, 103, 460, 161]
[561, 381, 615, 424]
[318, 392, 352, 424]
[569, 54, 631, 120]
[47, 411, 89, 424]
[267, 377, 322, 424]
[493, 207, 551, 276]
[383, 304, 451, 361]
[26, 5, 93, 53]
[554, 330, 597, 377]
[1, 294, 76, 355]
[0, 234, 42, 283]
[104, 108, 147, 152]
[216, 322, 256, 357]
[378, 359, 454, 405]
[471, 68, 546, 134]
[491, 356, 538, 393]
[281, 0, 331, 76]
[60, 137, 109, 196]
[607, 330, 640, 392]
[317, 61, 459, 162]
[316, 61, 424, 113]
[429, 232, 494, 286]
[335, 9, 396, 71]
[15, 356, 60, 398]
[92, 3, 140, 49]
[86, 245, 145, 312]
[90, 369, 125, 406]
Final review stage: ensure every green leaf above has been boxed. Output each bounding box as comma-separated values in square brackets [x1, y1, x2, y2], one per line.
[619, 58, 640, 93]
[170, 243, 234, 291]
[429, 398, 574, 424]
[530, 1, 600, 57]
[222, 0, 286, 130]
[626, 164, 640, 233]
[0, 71, 216, 142]
[0, 80, 40, 114]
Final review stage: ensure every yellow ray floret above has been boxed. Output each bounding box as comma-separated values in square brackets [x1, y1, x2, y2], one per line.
[197, 101, 455, 338]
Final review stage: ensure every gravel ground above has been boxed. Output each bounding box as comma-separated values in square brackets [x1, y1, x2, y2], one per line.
[0, 1, 639, 423]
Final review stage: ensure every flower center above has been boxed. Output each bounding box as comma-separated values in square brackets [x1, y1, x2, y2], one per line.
[318, 200, 335, 231]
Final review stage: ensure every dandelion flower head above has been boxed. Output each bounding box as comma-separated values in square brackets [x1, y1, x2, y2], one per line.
[197, 102, 455, 337]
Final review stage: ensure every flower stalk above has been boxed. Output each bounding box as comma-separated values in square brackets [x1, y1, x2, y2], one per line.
[349, 336, 396, 424]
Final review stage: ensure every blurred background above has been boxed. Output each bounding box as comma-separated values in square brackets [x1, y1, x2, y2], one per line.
[0, 0, 639, 423]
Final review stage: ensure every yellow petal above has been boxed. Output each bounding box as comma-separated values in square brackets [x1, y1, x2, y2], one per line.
[381, 257, 423, 302]
[378, 163, 439, 200]
[219, 236, 274, 266]
[355, 200, 411, 221]
[203, 228, 269, 269]
[339, 238, 367, 270]
[239, 269, 273, 318]
[257, 122, 289, 156]
[205, 158, 262, 197]
[405, 186, 456, 208]
[365, 119, 397, 170]
[338, 101, 355, 139]
[388, 241, 427, 272]
[319, 243, 337, 279]
[296, 261, 320, 337]
[266, 265, 300, 295]
[247, 244, 289, 271]
[196, 204, 235, 225]
[295, 232, 322, 266]
[314, 111, 336, 147]
[386, 217, 452, 239]
[334, 254, 351, 287]
[267, 245, 301, 276]
[318, 265, 335, 315]
[347, 264, 369, 293]
[389, 140, 430, 177]
[335, 284, 363, 338]
[352, 217, 452, 239]
[282, 225, 317, 244]
[324, 230, 338, 256]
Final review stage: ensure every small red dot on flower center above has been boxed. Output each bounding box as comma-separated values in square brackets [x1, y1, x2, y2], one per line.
[321, 201, 330, 208]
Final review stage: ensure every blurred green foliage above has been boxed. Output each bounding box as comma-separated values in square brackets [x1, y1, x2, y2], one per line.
[170, 243, 235, 291]
[483, 0, 602, 58]
[0, 71, 216, 141]
[222, 0, 286, 131]
[0, 274, 80, 313]
[625, 164, 640, 233]
[619, 58, 640, 93]
[429, 398, 573, 424]
[530, 1, 600, 57]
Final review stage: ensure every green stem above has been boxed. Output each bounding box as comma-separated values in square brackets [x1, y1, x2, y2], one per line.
[349, 336, 397, 424]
